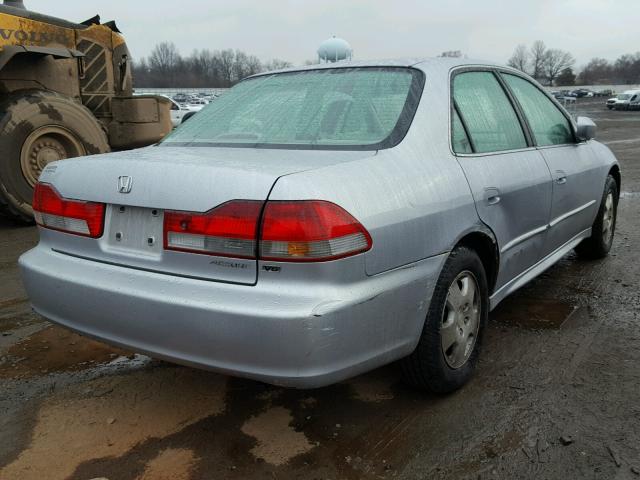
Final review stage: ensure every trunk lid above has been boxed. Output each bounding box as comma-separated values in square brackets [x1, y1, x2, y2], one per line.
[38, 146, 375, 284]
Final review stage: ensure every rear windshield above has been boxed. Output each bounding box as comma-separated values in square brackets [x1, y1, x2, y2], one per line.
[161, 67, 424, 150]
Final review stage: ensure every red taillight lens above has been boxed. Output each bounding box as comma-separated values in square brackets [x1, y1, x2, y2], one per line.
[164, 200, 263, 258]
[163, 200, 372, 262]
[260, 201, 372, 262]
[33, 183, 105, 238]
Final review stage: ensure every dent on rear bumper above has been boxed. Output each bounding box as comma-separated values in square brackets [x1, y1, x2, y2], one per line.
[19, 247, 446, 388]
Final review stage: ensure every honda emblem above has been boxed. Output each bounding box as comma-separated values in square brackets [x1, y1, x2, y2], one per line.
[118, 176, 133, 194]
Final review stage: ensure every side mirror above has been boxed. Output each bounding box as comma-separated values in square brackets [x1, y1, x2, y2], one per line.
[576, 116, 596, 141]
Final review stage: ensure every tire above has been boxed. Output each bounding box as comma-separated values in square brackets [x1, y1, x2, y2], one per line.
[575, 175, 618, 259]
[181, 111, 197, 123]
[0, 91, 110, 222]
[401, 246, 489, 393]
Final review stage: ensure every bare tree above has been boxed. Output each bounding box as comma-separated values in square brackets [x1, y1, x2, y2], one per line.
[530, 41, 547, 80]
[147, 42, 182, 87]
[577, 58, 612, 85]
[245, 55, 263, 77]
[190, 49, 219, 85]
[149, 42, 181, 74]
[232, 50, 249, 81]
[555, 67, 576, 86]
[217, 49, 236, 87]
[613, 53, 640, 84]
[263, 59, 293, 71]
[507, 44, 530, 73]
[231, 51, 263, 81]
[543, 49, 575, 86]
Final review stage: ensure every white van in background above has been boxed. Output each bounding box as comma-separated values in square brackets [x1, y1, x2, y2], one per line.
[607, 90, 640, 110]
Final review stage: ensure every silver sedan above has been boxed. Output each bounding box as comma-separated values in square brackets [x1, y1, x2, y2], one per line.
[20, 58, 620, 392]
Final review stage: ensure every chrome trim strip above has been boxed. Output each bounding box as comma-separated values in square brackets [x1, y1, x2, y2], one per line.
[549, 200, 597, 228]
[500, 199, 597, 254]
[500, 225, 548, 254]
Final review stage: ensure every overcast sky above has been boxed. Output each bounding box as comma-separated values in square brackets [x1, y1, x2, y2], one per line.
[28, 0, 636, 68]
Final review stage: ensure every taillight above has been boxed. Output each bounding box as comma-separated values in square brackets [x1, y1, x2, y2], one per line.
[163, 200, 372, 262]
[33, 183, 105, 238]
[260, 201, 372, 262]
[164, 200, 262, 258]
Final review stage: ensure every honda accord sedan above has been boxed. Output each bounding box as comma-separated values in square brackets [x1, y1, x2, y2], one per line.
[19, 58, 620, 392]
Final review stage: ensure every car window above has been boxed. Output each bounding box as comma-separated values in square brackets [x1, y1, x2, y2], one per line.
[632, 95, 638, 101]
[453, 71, 527, 153]
[503, 74, 574, 146]
[161, 67, 423, 150]
[452, 109, 473, 153]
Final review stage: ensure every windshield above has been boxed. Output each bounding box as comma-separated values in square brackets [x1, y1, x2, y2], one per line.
[618, 94, 631, 100]
[161, 67, 423, 150]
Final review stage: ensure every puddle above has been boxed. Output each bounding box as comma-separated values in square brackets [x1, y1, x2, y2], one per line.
[241, 406, 315, 466]
[0, 325, 131, 378]
[492, 297, 577, 330]
[0, 367, 227, 480]
[139, 448, 196, 480]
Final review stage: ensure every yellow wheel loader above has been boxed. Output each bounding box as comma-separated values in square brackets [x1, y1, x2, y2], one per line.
[0, 0, 172, 221]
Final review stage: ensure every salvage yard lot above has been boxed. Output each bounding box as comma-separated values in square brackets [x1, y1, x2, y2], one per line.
[1, 97, 639, 480]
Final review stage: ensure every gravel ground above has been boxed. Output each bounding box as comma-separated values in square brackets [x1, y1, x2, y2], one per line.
[0, 97, 638, 480]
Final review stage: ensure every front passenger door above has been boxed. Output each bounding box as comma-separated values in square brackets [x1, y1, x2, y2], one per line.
[501, 73, 603, 256]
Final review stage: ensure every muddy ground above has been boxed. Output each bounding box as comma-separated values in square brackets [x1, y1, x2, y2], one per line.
[1, 98, 639, 480]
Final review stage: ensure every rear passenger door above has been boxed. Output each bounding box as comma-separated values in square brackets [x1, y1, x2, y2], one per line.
[451, 70, 553, 290]
[500, 73, 603, 256]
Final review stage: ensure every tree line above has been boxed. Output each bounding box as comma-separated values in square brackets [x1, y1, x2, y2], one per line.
[508, 41, 640, 87]
[132, 42, 292, 88]
[133, 40, 640, 88]
[577, 54, 640, 86]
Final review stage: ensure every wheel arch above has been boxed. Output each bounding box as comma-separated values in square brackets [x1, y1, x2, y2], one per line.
[0, 47, 83, 98]
[609, 164, 621, 198]
[452, 228, 500, 295]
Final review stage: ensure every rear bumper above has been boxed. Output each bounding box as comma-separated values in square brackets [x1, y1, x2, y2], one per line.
[19, 246, 445, 388]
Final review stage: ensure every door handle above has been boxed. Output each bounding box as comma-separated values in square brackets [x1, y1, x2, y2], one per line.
[555, 171, 567, 185]
[485, 187, 501, 206]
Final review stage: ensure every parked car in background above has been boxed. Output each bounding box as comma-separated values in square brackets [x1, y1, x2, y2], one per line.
[568, 89, 592, 98]
[20, 58, 620, 393]
[595, 89, 613, 97]
[607, 90, 640, 110]
[163, 97, 204, 127]
[173, 93, 190, 104]
[166, 97, 188, 127]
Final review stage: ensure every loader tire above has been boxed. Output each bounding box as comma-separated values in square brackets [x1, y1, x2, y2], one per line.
[0, 91, 110, 223]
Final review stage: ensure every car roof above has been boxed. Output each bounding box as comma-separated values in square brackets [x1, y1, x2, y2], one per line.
[249, 57, 505, 78]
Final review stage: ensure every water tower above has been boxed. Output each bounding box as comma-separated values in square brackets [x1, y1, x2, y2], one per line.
[318, 36, 353, 63]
